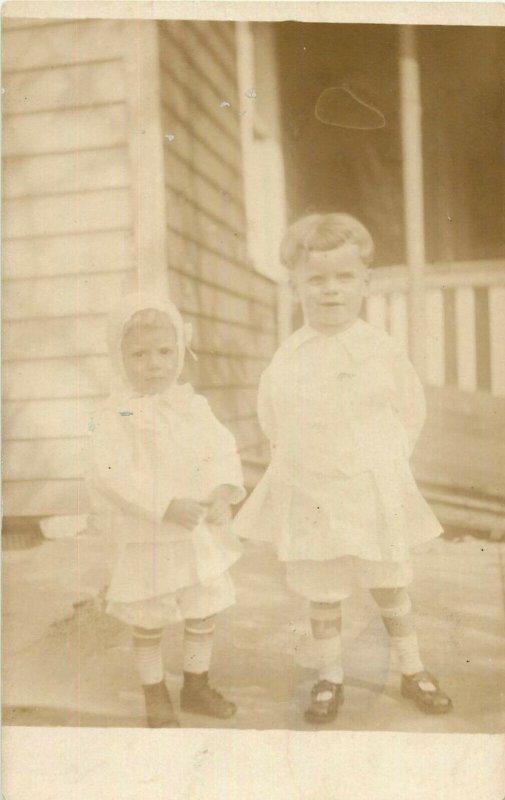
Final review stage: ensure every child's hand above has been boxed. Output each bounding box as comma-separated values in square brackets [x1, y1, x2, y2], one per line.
[204, 486, 233, 526]
[206, 499, 232, 525]
[165, 498, 206, 530]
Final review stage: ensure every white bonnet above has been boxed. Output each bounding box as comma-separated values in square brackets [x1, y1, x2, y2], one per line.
[107, 291, 193, 392]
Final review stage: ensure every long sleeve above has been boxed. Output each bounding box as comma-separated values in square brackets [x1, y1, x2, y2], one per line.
[390, 348, 426, 456]
[198, 398, 246, 504]
[87, 410, 174, 525]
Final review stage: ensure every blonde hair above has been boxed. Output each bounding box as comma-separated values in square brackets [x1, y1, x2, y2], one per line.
[280, 213, 374, 269]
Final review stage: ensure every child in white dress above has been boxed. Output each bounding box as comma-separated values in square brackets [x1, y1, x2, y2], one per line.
[88, 293, 245, 727]
[234, 214, 452, 723]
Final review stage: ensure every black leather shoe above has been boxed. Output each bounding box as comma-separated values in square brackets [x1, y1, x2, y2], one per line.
[143, 681, 180, 728]
[401, 671, 453, 714]
[181, 672, 236, 719]
[304, 680, 344, 725]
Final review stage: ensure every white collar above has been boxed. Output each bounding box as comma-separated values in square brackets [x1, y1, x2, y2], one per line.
[280, 318, 383, 363]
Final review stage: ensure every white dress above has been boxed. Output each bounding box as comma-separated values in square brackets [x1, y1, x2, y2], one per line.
[87, 383, 245, 606]
[233, 319, 442, 563]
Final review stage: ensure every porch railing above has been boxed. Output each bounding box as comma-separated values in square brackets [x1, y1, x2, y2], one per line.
[365, 259, 505, 397]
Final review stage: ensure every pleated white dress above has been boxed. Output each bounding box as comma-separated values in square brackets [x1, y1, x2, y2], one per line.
[233, 320, 442, 565]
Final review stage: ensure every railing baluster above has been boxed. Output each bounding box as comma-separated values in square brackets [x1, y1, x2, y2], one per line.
[489, 286, 505, 397]
[389, 291, 409, 351]
[369, 260, 504, 397]
[455, 286, 477, 392]
[474, 287, 492, 392]
[425, 288, 445, 386]
[443, 288, 458, 387]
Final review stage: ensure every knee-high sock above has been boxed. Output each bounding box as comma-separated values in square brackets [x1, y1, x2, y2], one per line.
[376, 594, 424, 676]
[183, 620, 215, 675]
[132, 626, 164, 686]
[310, 601, 344, 685]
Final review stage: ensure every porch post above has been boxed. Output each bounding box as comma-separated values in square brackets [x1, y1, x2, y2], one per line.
[236, 23, 291, 344]
[122, 20, 169, 296]
[399, 26, 426, 377]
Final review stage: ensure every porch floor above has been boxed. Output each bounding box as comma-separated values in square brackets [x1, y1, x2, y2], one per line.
[3, 531, 504, 733]
[414, 385, 505, 502]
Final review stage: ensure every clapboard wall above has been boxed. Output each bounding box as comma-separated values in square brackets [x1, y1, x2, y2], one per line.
[2, 18, 278, 517]
[158, 21, 277, 466]
[2, 18, 136, 516]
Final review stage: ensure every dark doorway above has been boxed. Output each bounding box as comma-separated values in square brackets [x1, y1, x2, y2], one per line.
[275, 23, 505, 268]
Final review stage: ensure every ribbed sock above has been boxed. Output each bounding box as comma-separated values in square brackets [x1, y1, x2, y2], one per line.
[378, 594, 424, 675]
[183, 620, 215, 675]
[310, 601, 344, 685]
[132, 626, 164, 686]
[318, 649, 344, 684]
[390, 633, 424, 675]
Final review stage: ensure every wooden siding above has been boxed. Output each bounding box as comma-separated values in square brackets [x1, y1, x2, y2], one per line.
[158, 21, 277, 465]
[2, 19, 135, 516]
[2, 19, 277, 517]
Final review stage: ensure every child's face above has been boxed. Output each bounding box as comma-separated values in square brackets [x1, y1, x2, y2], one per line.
[293, 241, 370, 334]
[121, 324, 179, 395]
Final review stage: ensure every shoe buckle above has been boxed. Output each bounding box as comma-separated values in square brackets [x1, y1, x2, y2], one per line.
[316, 689, 334, 702]
[418, 681, 437, 692]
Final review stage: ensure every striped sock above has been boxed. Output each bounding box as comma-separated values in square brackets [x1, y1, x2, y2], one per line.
[317, 641, 344, 684]
[379, 596, 424, 675]
[132, 626, 164, 686]
[390, 633, 424, 676]
[310, 601, 344, 685]
[183, 621, 215, 675]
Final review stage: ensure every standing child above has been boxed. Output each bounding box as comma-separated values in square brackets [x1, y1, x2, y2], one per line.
[88, 293, 245, 728]
[234, 214, 452, 724]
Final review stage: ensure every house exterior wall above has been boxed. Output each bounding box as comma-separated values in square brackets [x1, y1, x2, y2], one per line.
[158, 21, 277, 469]
[2, 18, 138, 516]
[2, 18, 277, 517]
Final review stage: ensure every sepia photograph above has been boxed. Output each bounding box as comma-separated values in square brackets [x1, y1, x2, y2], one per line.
[2, 1, 504, 787]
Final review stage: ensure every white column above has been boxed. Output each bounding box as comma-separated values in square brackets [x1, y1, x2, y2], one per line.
[399, 26, 426, 378]
[122, 20, 169, 296]
[236, 22, 290, 343]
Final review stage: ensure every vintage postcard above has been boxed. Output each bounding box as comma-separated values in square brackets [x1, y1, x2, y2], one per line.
[2, 1, 504, 797]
